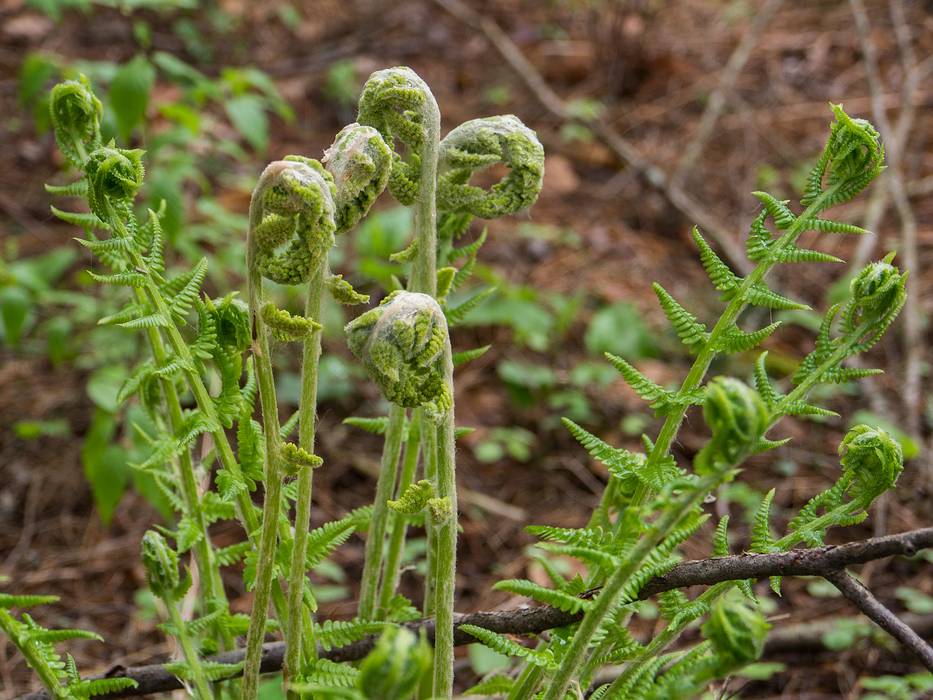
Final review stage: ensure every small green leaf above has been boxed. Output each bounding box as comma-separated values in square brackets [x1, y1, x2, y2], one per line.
[225, 94, 269, 152]
[110, 55, 155, 140]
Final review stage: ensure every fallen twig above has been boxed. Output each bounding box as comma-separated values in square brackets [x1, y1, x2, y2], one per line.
[16, 527, 932, 699]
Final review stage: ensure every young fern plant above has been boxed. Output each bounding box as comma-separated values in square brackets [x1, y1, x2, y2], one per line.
[458, 105, 902, 699]
[341, 65, 543, 698]
[0, 582, 138, 699]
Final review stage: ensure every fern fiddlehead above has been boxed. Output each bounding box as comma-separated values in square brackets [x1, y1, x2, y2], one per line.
[346, 290, 458, 695]
[352, 67, 442, 626]
[437, 114, 545, 219]
[243, 158, 337, 699]
[141, 531, 213, 700]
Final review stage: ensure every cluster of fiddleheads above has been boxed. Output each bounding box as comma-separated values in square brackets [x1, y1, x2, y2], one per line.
[9, 66, 919, 700]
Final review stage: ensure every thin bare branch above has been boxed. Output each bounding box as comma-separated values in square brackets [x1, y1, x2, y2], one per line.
[825, 569, 933, 671]
[16, 528, 932, 699]
[671, 0, 785, 186]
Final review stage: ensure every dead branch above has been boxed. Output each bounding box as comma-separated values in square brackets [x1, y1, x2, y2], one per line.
[16, 527, 931, 699]
[825, 569, 933, 670]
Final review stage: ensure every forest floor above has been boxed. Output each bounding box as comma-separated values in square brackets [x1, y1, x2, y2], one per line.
[1, 0, 932, 697]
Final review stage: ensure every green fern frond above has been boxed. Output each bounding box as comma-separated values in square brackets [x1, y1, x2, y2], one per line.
[561, 418, 644, 483]
[692, 227, 738, 292]
[652, 283, 709, 349]
[51, 206, 110, 231]
[343, 416, 392, 434]
[118, 312, 169, 330]
[167, 257, 208, 319]
[753, 352, 780, 408]
[453, 345, 491, 367]
[773, 246, 844, 264]
[459, 625, 557, 669]
[493, 580, 592, 614]
[712, 515, 730, 557]
[45, 179, 88, 197]
[800, 218, 869, 235]
[445, 286, 497, 326]
[0, 594, 60, 609]
[712, 322, 780, 353]
[87, 270, 146, 288]
[604, 353, 675, 412]
[744, 284, 808, 311]
[315, 619, 391, 651]
[752, 191, 796, 229]
[306, 506, 372, 569]
[464, 674, 515, 696]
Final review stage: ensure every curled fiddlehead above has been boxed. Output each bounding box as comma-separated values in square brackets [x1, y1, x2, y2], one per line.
[357, 67, 439, 207]
[323, 123, 392, 233]
[841, 253, 908, 348]
[694, 377, 769, 474]
[801, 104, 885, 210]
[247, 158, 337, 286]
[49, 75, 102, 168]
[141, 531, 187, 602]
[838, 424, 903, 506]
[345, 291, 450, 413]
[702, 592, 770, 669]
[140, 531, 213, 699]
[437, 115, 545, 218]
[84, 146, 145, 228]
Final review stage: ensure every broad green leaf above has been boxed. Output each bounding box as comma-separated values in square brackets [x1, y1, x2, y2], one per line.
[110, 55, 155, 140]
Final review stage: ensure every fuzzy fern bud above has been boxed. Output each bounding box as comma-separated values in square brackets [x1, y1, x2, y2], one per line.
[357, 67, 438, 205]
[49, 76, 103, 168]
[801, 104, 884, 209]
[695, 377, 769, 474]
[84, 146, 145, 224]
[842, 254, 908, 337]
[839, 424, 903, 506]
[248, 158, 337, 285]
[357, 627, 432, 700]
[702, 592, 770, 669]
[141, 531, 187, 601]
[345, 291, 451, 412]
[437, 115, 545, 218]
[323, 123, 392, 233]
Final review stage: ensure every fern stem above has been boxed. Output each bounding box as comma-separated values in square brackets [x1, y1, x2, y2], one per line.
[284, 263, 326, 686]
[626, 189, 836, 522]
[137, 304, 231, 649]
[0, 609, 67, 698]
[432, 344, 458, 698]
[604, 581, 733, 695]
[541, 473, 724, 700]
[166, 601, 214, 700]
[377, 415, 422, 615]
[421, 411, 440, 617]
[358, 405, 407, 620]
[112, 208, 290, 628]
[242, 262, 287, 700]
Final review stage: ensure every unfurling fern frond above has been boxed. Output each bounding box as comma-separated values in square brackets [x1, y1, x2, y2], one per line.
[493, 580, 592, 614]
[459, 625, 557, 669]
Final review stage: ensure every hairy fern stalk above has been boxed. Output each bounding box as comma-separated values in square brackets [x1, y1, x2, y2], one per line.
[4, 67, 916, 700]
